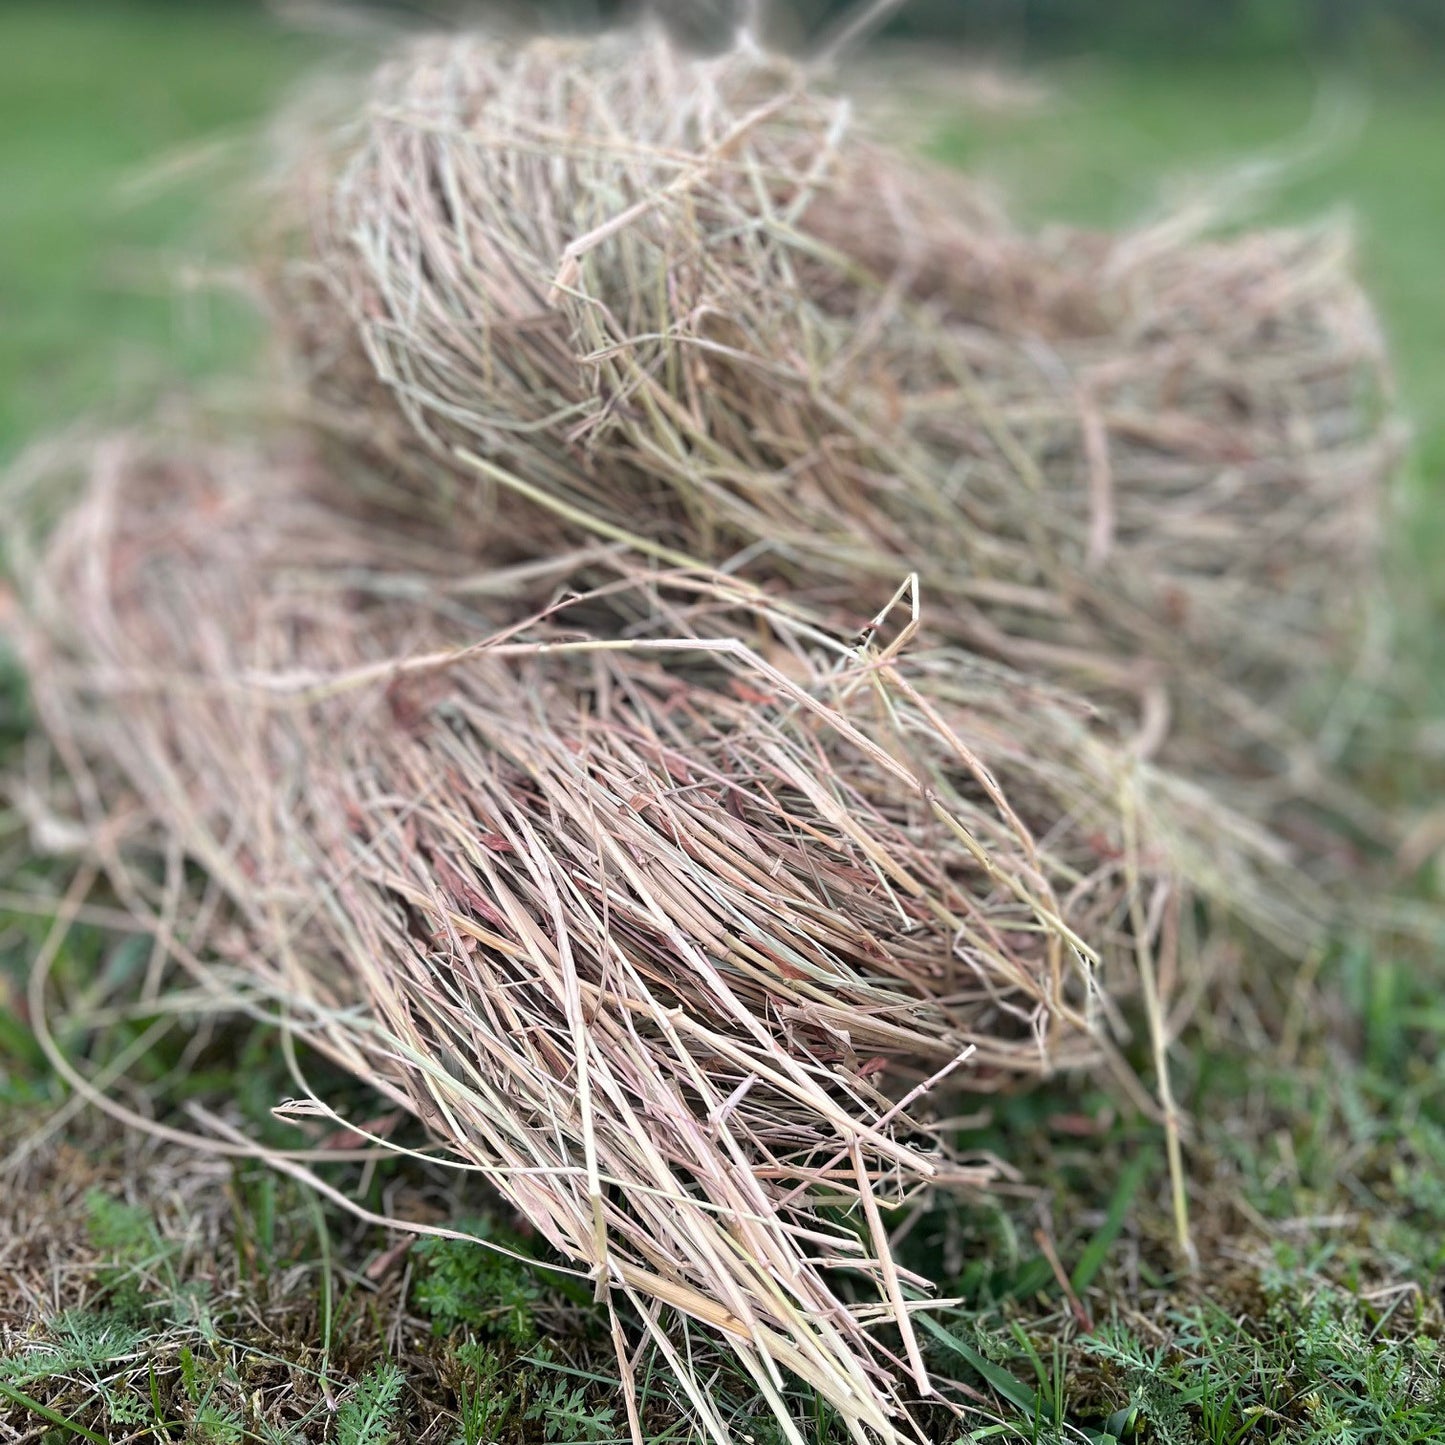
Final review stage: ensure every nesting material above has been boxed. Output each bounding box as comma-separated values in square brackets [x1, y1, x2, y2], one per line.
[8, 429, 1327, 1439]
[8, 435, 1081, 1440]
[5, 26, 1390, 1439]
[273, 28, 1396, 794]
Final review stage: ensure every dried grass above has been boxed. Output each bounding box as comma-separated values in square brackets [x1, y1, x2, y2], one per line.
[270, 27, 1398, 809]
[6, 429, 1323, 1440]
[2, 23, 1401, 1443]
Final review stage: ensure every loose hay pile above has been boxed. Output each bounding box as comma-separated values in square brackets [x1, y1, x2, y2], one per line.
[2, 19, 1404, 1445]
[273, 28, 1395, 800]
[9, 430, 1326, 1438]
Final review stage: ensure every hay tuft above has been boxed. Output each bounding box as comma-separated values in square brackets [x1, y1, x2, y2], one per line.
[272, 28, 1398, 806]
[6, 429, 1323, 1439]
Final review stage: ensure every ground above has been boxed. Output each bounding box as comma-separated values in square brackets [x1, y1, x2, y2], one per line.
[1, 5, 1442, 1443]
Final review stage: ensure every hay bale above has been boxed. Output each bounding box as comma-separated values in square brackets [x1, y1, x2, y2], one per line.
[6, 428, 1324, 1439]
[270, 28, 1398, 804]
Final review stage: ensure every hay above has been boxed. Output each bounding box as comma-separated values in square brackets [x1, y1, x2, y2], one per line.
[3, 23, 1397, 1442]
[7, 427, 1326, 1439]
[8, 434, 1062, 1440]
[272, 27, 1397, 805]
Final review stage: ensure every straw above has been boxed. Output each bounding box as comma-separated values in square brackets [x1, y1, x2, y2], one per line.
[5, 431, 1328, 1439]
[269, 28, 1398, 820]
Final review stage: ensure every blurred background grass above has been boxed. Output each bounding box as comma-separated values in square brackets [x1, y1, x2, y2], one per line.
[0, 2, 318, 451]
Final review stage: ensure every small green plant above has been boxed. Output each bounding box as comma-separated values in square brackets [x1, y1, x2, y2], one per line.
[84, 1190, 178, 1310]
[193, 1402, 247, 1444]
[413, 1222, 544, 1345]
[523, 1377, 617, 1443]
[1, 1310, 146, 1387]
[0, 1310, 150, 1444]
[451, 1342, 519, 1445]
[334, 1361, 405, 1445]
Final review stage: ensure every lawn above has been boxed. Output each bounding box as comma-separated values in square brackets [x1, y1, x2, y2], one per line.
[0, 2, 319, 454]
[2, 5, 1442, 1443]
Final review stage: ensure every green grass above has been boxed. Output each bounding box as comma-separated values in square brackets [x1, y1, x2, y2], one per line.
[931, 60, 1445, 453]
[0, 1, 318, 455]
[1, 8, 1444, 1444]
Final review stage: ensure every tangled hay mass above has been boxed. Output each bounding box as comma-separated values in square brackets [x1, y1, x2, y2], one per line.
[9, 423, 1328, 1439]
[275, 28, 1397, 802]
[2, 19, 1407, 1445]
